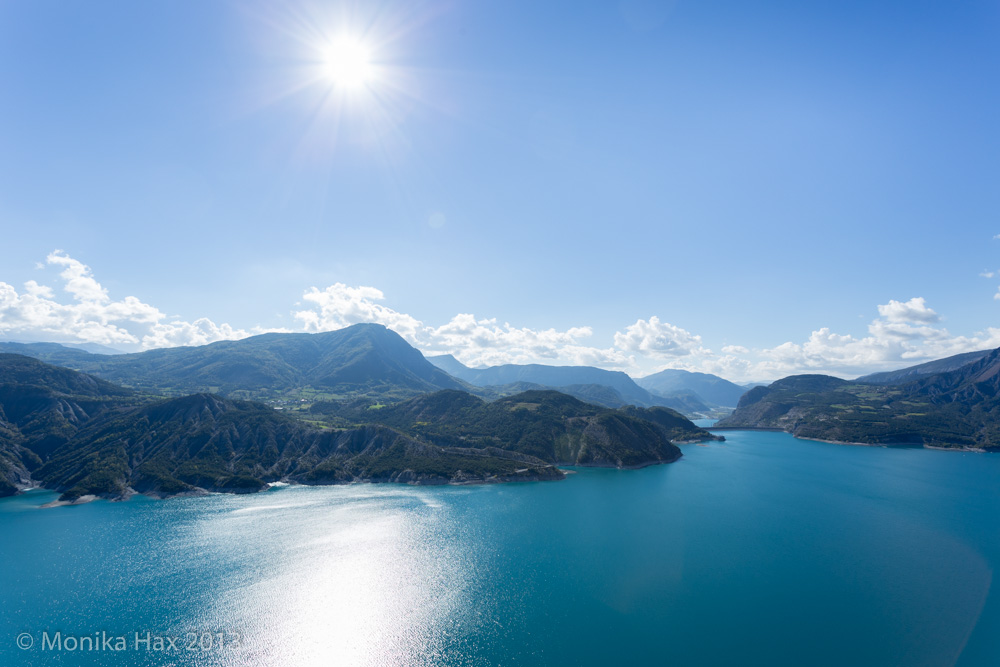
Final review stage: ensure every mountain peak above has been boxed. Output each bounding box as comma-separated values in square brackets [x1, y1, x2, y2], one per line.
[2, 326, 464, 401]
[635, 367, 747, 408]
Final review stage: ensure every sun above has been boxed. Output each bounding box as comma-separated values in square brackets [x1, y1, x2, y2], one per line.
[322, 37, 374, 89]
[252, 6, 427, 157]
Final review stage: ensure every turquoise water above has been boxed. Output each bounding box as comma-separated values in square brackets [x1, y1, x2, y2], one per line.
[3, 430, 1000, 666]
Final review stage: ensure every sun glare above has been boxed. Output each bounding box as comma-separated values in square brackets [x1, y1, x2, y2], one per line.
[256, 6, 426, 156]
[323, 37, 374, 89]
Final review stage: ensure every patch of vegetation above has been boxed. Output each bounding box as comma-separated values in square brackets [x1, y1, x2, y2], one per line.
[718, 351, 1000, 450]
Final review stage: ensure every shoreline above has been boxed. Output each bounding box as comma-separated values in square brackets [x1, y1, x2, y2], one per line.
[799, 436, 987, 453]
[578, 455, 682, 471]
[673, 435, 725, 444]
[711, 426, 990, 453]
[12, 455, 691, 506]
[40, 494, 99, 508]
[26, 468, 569, 506]
[17, 429, 992, 509]
[709, 426, 786, 432]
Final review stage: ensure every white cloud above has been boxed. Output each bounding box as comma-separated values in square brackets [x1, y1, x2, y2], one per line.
[980, 271, 996, 278]
[734, 298, 1000, 381]
[46, 250, 110, 303]
[0, 253, 635, 368]
[613, 316, 707, 358]
[294, 283, 423, 342]
[429, 315, 630, 368]
[753, 329, 897, 376]
[291, 284, 627, 368]
[876, 297, 939, 324]
[23, 281, 54, 298]
[141, 319, 257, 349]
[4, 254, 999, 387]
[0, 251, 250, 349]
[867, 318, 949, 342]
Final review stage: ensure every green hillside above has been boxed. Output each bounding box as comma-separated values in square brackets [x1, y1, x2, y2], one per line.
[2, 324, 465, 402]
[0, 354, 143, 496]
[1, 352, 717, 500]
[322, 389, 720, 468]
[716, 350, 1000, 450]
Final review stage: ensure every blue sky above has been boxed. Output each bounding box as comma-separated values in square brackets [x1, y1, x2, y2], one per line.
[1, 0, 999, 381]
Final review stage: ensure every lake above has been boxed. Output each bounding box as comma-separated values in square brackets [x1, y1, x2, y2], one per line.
[2, 429, 999, 666]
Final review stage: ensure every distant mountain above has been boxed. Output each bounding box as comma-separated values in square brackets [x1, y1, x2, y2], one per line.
[424, 353, 470, 377]
[856, 349, 993, 385]
[5, 324, 465, 401]
[0, 340, 126, 356]
[4, 332, 721, 415]
[654, 390, 719, 416]
[716, 350, 1000, 450]
[425, 355, 714, 415]
[635, 369, 747, 407]
[0, 342, 102, 368]
[66, 342, 126, 355]
[426, 355, 648, 401]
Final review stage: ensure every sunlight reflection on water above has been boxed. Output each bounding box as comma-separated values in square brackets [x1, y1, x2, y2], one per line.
[183, 486, 476, 667]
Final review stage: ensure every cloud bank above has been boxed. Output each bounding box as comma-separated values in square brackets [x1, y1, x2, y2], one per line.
[2, 251, 998, 383]
[0, 251, 254, 349]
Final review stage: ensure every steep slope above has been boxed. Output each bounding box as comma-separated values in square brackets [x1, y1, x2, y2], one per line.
[619, 405, 724, 443]
[856, 349, 993, 385]
[0, 419, 31, 497]
[7, 325, 465, 400]
[716, 352, 1000, 449]
[715, 375, 851, 434]
[636, 368, 747, 407]
[425, 355, 709, 413]
[0, 353, 131, 397]
[357, 389, 720, 468]
[0, 354, 140, 496]
[423, 353, 470, 378]
[36, 393, 562, 501]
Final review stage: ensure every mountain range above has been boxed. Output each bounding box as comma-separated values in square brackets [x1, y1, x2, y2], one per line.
[0, 325, 722, 500]
[0, 325, 465, 401]
[1, 330, 747, 418]
[32, 391, 566, 501]
[426, 354, 731, 416]
[4, 323, 999, 501]
[716, 347, 1000, 450]
[634, 368, 748, 408]
[855, 349, 994, 385]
